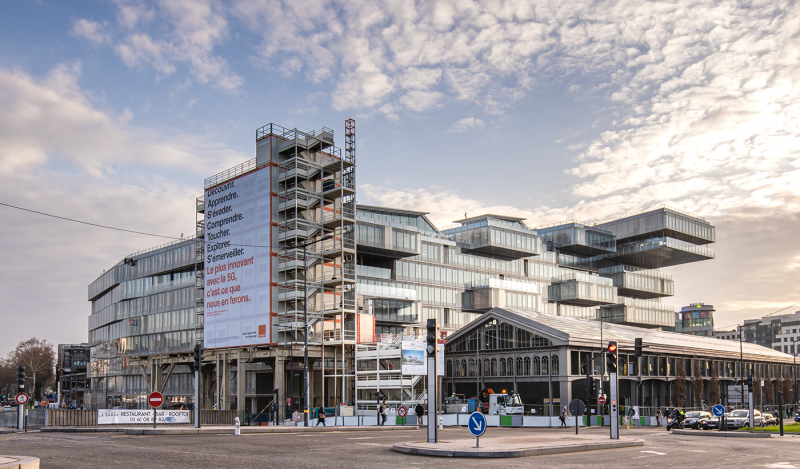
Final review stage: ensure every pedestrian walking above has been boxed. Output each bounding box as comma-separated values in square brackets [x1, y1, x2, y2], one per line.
[656, 408, 662, 426]
[559, 406, 567, 428]
[627, 406, 636, 426]
[380, 403, 388, 426]
[316, 406, 326, 426]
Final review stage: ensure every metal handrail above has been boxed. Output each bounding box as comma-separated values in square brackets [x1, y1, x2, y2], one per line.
[204, 158, 257, 189]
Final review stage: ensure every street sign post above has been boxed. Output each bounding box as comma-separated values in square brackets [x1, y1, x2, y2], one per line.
[468, 411, 487, 447]
[569, 399, 585, 435]
[15, 393, 28, 432]
[398, 406, 407, 425]
[712, 404, 725, 432]
[148, 391, 164, 429]
[598, 396, 607, 405]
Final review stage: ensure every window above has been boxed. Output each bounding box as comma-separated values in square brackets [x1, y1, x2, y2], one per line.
[551, 356, 559, 375]
[507, 358, 514, 377]
[446, 360, 453, 377]
[542, 356, 549, 375]
[533, 357, 541, 375]
[484, 359, 490, 377]
[524, 357, 531, 375]
[491, 359, 498, 376]
[499, 358, 505, 377]
[517, 357, 523, 376]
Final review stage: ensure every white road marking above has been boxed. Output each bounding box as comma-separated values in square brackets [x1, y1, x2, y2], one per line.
[641, 450, 667, 455]
[764, 464, 795, 468]
[347, 436, 393, 440]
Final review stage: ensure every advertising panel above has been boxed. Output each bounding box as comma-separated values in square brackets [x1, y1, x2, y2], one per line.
[401, 341, 426, 375]
[97, 409, 190, 425]
[204, 167, 272, 348]
[401, 341, 445, 376]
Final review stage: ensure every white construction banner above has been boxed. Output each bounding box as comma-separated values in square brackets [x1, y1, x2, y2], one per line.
[98, 409, 190, 425]
[401, 341, 426, 375]
[203, 165, 273, 348]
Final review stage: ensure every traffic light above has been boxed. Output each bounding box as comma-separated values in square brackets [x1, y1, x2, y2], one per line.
[634, 338, 642, 357]
[17, 365, 25, 392]
[426, 319, 438, 355]
[606, 342, 618, 373]
[588, 379, 596, 398]
[746, 376, 753, 389]
[193, 344, 202, 371]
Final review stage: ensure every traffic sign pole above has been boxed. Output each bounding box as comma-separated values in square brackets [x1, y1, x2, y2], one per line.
[148, 392, 164, 429]
[468, 412, 487, 448]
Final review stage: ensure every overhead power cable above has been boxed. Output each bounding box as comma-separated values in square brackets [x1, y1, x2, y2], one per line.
[0, 201, 304, 252]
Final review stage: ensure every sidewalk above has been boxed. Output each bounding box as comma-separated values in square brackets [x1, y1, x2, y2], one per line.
[393, 433, 643, 458]
[42, 425, 419, 436]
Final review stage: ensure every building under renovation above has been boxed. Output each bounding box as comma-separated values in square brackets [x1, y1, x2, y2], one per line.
[85, 119, 793, 417]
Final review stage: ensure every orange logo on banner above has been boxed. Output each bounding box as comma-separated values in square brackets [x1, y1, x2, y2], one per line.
[258, 325, 266, 338]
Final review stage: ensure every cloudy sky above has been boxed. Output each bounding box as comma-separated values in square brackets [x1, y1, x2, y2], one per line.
[1, 0, 799, 355]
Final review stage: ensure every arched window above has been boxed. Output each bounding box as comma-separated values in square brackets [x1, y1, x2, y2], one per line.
[533, 357, 541, 375]
[499, 358, 506, 376]
[507, 358, 513, 376]
[467, 359, 473, 377]
[542, 356, 549, 375]
[447, 360, 453, 377]
[484, 359, 490, 377]
[524, 357, 531, 375]
[551, 355, 559, 375]
[491, 359, 497, 376]
[517, 357, 523, 376]
[462, 360, 467, 377]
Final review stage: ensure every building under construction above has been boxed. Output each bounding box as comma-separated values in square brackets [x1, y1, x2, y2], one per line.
[89, 119, 769, 418]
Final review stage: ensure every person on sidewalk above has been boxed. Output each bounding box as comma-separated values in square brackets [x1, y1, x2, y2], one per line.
[560, 406, 567, 428]
[627, 406, 636, 426]
[415, 403, 425, 425]
[316, 406, 325, 426]
[656, 408, 662, 426]
[379, 403, 387, 426]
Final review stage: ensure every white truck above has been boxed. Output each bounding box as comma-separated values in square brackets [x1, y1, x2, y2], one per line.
[488, 393, 524, 415]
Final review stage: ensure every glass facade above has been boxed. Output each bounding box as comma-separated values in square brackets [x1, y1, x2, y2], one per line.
[87, 238, 199, 409]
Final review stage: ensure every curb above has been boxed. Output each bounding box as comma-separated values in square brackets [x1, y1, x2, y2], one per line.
[671, 430, 771, 438]
[0, 456, 40, 469]
[392, 439, 643, 458]
[123, 425, 420, 435]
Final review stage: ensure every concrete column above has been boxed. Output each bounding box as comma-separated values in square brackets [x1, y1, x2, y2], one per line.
[237, 357, 246, 412]
[218, 356, 229, 410]
[274, 355, 285, 421]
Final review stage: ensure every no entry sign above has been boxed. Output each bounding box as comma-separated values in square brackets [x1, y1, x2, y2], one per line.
[598, 396, 607, 405]
[148, 391, 164, 408]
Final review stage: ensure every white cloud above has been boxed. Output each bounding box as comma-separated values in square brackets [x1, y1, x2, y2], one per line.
[448, 116, 484, 133]
[0, 63, 248, 355]
[77, 0, 244, 91]
[71, 19, 111, 45]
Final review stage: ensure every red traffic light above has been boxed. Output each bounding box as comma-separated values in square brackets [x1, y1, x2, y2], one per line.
[608, 343, 617, 353]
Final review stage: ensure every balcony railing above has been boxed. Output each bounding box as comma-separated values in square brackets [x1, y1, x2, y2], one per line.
[204, 158, 257, 189]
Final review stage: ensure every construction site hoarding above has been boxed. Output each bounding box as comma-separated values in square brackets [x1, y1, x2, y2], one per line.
[203, 166, 272, 349]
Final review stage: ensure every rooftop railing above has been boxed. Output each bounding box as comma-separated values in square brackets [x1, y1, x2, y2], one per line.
[592, 204, 707, 226]
[204, 158, 257, 189]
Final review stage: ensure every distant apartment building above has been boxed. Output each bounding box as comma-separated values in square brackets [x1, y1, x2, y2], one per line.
[714, 310, 800, 355]
[675, 303, 715, 336]
[56, 343, 90, 408]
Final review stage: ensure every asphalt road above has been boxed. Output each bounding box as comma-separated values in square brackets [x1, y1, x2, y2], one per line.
[1, 426, 798, 468]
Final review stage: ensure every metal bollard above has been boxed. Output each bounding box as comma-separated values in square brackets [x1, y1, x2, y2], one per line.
[438, 416, 443, 430]
[235, 417, 240, 436]
[24, 409, 28, 433]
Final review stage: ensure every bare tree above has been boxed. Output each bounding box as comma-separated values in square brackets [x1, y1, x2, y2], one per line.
[709, 361, 720, 405]
[675, 360, 686, 407]
[765, 375, 774, 405]
[754, 369, 762, 404]
[692, 359, 703, 408]
[783, 371, 794, 405]
[9, 338, 55, 400]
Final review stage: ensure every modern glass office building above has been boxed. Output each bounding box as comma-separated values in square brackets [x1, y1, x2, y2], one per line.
[86, 120, 720, 412]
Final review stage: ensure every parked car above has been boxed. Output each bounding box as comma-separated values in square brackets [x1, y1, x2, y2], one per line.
[684, 411, 712, 429]
[703, 413, 730, 430]
[727, 409, 761, 429]
[2, 406, 11, 412]
[763, 413, 778, 426]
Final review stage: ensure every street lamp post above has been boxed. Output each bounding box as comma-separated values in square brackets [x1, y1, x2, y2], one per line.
[284, 234, 333, 427]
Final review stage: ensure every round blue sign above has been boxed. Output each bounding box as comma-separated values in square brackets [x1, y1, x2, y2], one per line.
[712, 404, 725, 417]
[468, 411, 487, 437]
